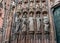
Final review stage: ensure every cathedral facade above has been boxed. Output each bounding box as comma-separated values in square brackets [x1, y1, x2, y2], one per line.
[0, 0, 60, 43]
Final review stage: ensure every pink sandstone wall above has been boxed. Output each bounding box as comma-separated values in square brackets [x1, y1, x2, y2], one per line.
[0, 8, 4, 29]
[0, 8, 4, 43]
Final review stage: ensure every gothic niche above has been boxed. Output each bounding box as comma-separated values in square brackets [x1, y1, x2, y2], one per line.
[24, 2, 28, 9]
[43, 11, 49, 24]
[16, 11, 21, 19]
[15, 13, 20, 23]
[14, 12, 21, 33]
[36, 1, 40, 8]
[36, 11, 41, 31]
[42, 1, 47, 12]
[30, 0, 34, 8]
[29, 11, 34, 31]
[43, 12, 49, 33]
[22, 11, 28, 32]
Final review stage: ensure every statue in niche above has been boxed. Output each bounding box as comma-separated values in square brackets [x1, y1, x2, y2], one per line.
[15, 13, 20, 23]
[29, 12, 34, 31]
[22, 12, 27, 31]
[43, 13, 49, 32]
[36, 12, 41, 31]
[14, 12, 21, 32]
[43, 13, 49, 24]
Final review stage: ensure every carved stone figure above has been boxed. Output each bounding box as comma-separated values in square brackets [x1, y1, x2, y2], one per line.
[29, 12, 34, 31]
[44, 24, 49, 32]
[36, 13, 41, 31]
[43, 15, 49, 24]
